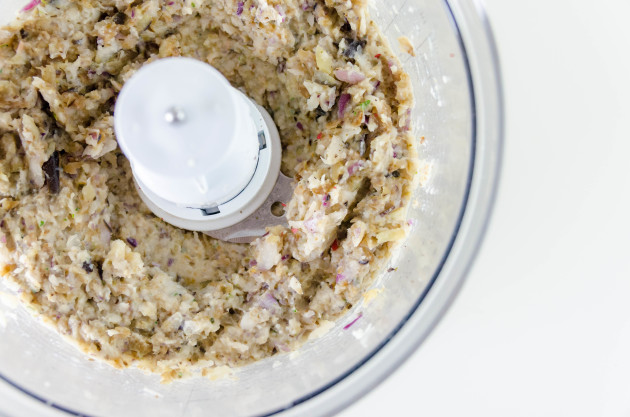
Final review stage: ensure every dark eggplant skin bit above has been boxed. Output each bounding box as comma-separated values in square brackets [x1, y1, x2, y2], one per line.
[42, 151, 60, 194]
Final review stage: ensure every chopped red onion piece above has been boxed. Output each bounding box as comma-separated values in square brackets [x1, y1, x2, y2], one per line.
[343, 313, 363, 330]
[126, 237, 138, 248]
[399, 109, 412, 132]
[296, 122, 304, 131]
[249, 259, 257, 267]
[236, 1, 244, 15]
[338, 93, 351, 118]
[276, 343, 291, 352]
[334, 69, 365, 84]
[274, 5, 286, 22]
[348, 161, 364, 176]
[336, 273, 346, 283]
[259, 292, 279, 311]
[21, 0, 40, 12]
[167, 258, 174, 267]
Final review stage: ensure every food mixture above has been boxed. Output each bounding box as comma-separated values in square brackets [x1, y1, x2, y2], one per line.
[0, 0, 418, 380]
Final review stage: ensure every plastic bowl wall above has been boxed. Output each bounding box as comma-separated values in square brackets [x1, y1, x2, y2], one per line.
[0, 0, 502, 416]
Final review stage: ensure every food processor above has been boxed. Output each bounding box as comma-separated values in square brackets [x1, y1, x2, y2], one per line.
[113, 56, 293, 242]
[0, 0, 502, 415]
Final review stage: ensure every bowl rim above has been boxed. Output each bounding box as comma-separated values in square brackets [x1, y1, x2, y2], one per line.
[0, 0, 503, 415]
[274, 0, 504, 415]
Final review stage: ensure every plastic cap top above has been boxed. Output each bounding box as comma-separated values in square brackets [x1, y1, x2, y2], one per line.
[114, 58, 259, 206]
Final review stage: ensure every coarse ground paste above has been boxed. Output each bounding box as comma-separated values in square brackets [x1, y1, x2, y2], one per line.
[0, 0, 418, 380]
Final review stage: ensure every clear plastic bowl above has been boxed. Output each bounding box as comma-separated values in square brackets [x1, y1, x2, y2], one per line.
[0, 0, 502, 416]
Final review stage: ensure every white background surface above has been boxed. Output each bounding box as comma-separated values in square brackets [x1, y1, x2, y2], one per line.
[342, 0, 630, 416]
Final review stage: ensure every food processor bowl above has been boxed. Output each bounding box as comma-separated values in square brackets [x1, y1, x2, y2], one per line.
[0, 0, 502, 416]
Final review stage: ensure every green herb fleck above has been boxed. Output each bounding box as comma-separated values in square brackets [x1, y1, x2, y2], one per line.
[178, 372, 183, 378]
[75, 207, 79, 212]
[39, 220, 45, 227]
[359, 100, 371, 111]
[210, 318, 215, 323]
[293, 308, 297, 313]
[191, 2, 196, 6]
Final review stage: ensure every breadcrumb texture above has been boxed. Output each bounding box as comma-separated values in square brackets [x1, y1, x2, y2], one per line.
[0, 0, 418, 381]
